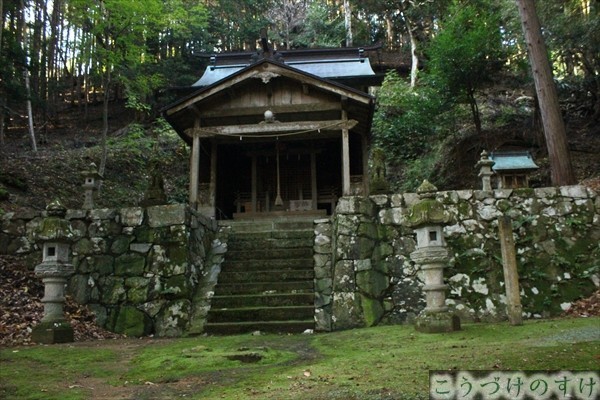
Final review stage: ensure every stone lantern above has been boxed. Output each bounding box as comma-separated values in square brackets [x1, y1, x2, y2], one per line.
[81, 162, 102, 210]
[407, 180, 460, 333]
[476, 150, 495, 191]
[31, 200, 75, 344]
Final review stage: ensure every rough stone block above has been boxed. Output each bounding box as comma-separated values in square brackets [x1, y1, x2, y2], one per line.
[66, 209, 87, 220]
[155, 299, 191, 337]
[560, 185, 588, 199]
[369, 194, 389, 207]
[113, 305, 152, 337]
[360, 294, 384, 326]
[356, 269, 389, 297]
[31, 321, 74, 344]
[89, 208, 117, 220]
[111, 236, 133, 254]
[414, 312, 460, 333]
[332, 292, 364, 330]
[390, 194, 403, 207]
[147, 204, 187, 228]
[333, 260, 355, 291]
[115, 253, 145, 276]
[336, 197, 361, 214]
[314, 307, 332, 332]
[120, 207, 144, 226]
[130, 243, 152, 254]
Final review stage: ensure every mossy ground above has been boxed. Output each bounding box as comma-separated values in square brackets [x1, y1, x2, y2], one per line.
[1, 317, 598, 400]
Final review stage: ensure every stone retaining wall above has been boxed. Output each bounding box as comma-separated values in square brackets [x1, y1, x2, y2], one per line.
[316, 185, 599, 330]
[1, 204, 217, 337]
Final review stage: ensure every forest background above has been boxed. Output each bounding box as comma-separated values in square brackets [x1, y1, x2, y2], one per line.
[0, 0, 598, 211]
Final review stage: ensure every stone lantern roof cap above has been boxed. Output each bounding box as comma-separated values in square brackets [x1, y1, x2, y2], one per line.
[46, 199, 67, 218]
[406, 180, 450, 228]
[37, 200, 75, 242]
[81, 162, 103, 179]
[476, 150, 495, 168]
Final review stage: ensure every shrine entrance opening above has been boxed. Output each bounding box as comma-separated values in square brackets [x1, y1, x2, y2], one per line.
[216, 138, 352, 219]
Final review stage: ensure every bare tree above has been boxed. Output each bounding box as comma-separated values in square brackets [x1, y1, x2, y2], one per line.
[515, 0, 575, 185]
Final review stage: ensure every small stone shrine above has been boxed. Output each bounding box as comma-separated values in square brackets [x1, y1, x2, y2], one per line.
[406, 180, 460, 333]
[490, 150, 538, 189]
[140, 160, 168, 207]
[81, 162, 102, 210]
[31, 200, 75, 344]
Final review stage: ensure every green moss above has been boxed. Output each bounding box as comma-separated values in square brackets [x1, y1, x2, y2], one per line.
[360, 294, 385, 326]
[356, 269, 389, 297]
[113, 305, 152, 336]
[114, 253, 145, 276]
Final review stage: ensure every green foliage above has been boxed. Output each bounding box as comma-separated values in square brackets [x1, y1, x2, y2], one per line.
[290, 2, 345, 48]
[372, 70, 458, 191]
[426, 0, 505, 132]
[373, 71, 447, 163]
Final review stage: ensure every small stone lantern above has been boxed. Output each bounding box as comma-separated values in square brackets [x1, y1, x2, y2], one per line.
[31, 200, 75, 344]
[476, 150, 495, 191]
[81, 162, 102, 210]
[407, 180, 460, 333]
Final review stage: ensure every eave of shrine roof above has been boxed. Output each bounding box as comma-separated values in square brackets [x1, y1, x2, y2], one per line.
[490, 151, 539, 171]
[192, 58, 376, 87]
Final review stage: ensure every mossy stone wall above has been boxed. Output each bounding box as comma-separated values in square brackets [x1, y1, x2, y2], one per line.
[1, 204, 216, 337]
[321, 185, 599, 330]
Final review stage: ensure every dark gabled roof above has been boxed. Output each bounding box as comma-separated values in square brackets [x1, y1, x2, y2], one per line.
[162, 58, 375, 143]
[192, 45, 383, 88]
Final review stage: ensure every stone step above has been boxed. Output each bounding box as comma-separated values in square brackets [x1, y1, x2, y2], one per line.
[204, 320, 314, 335]
[220, 219, 315, 233]
[227, 237, 313, 251]
[207, 305, 315, 323]
[218, 269, 314, 283]
[230, 229, 314, 241]
[225, 247, 313, 260]
[211, 293, 314, 308]
[222, 258, 313, 271]
[214, 281, 314, 295]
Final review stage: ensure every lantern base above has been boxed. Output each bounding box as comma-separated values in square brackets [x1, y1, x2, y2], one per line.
[414, 311, 461, 334]
[31, 321, 74, 344]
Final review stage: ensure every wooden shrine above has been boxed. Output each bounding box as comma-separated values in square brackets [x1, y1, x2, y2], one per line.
[162, 46, 379, 219]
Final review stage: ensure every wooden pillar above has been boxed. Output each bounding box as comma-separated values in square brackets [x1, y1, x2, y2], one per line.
[311, 151, 317, 210]
[361, 134, 369, 195]
[189, 126, 201, 207]
[251, 155, 258, 212]
[209, 140, 217, 217]
[341, 109, 351, 196]
[498, 215, 523, 326]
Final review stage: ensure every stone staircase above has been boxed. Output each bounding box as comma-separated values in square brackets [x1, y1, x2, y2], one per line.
[204, 217, 316, 334]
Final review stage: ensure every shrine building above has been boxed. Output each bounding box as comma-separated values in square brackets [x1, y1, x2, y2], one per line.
[162, 44, 382, 219]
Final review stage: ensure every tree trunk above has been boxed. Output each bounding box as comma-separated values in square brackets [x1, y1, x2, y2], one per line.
[402, 12, 419, 88]
[24, 70, 38, 152]
[384, 14, 394, 49]
[99, 67, 111, 178]
[0, 95, 5, 155]
[0, 0, 4, 51]
[343, 0, 352, 47]
[20, 0, 37, 152]
[515, 0, 575, 185]
[468, 90, 482, 136]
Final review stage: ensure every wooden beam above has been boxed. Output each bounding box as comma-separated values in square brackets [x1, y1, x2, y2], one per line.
[341, 110, 351, 196]
[200, 102, 341, 118]
[187, 119, 358, 138]
[189, 121, 201, 206]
